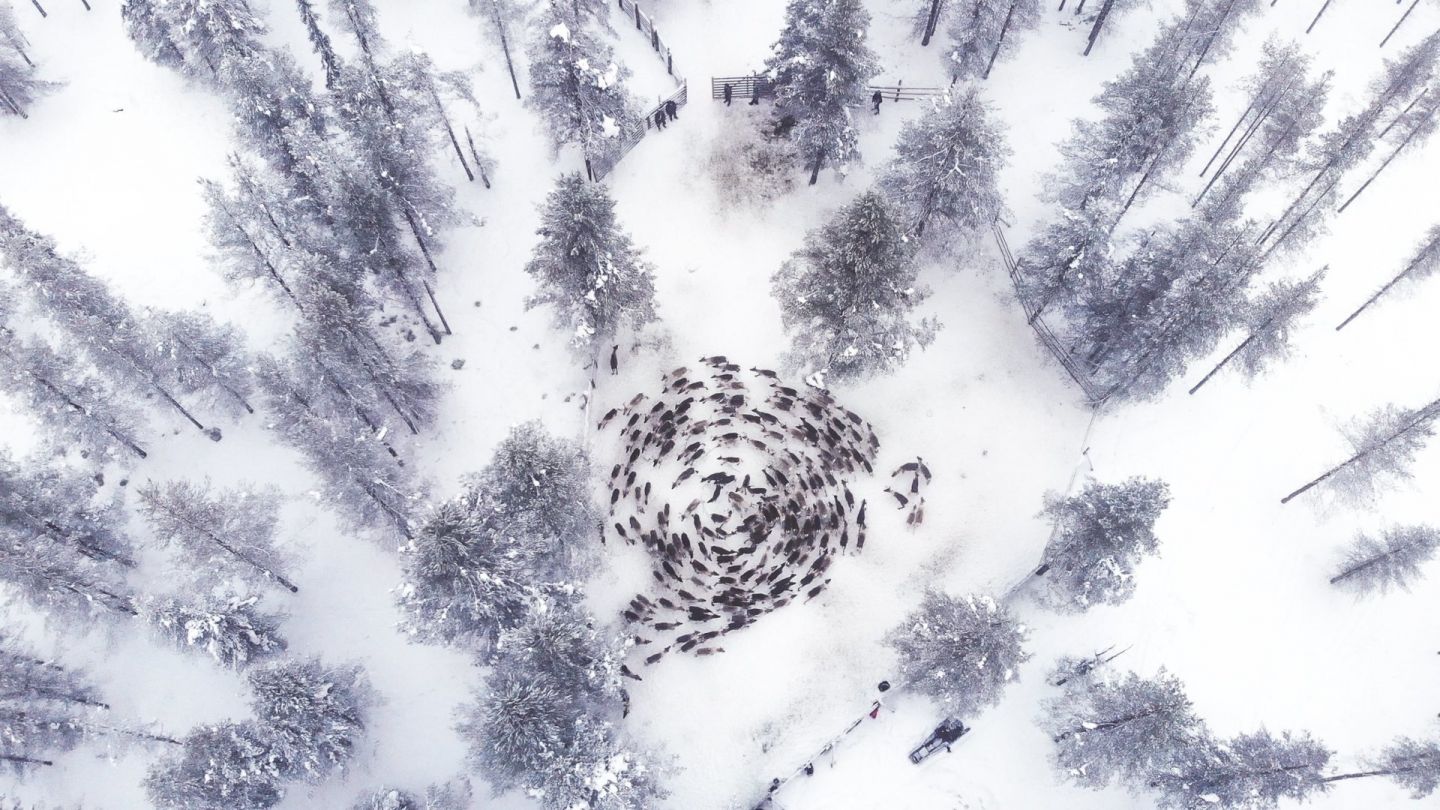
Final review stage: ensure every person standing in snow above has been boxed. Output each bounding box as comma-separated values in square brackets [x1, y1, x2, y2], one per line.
[654, 109, 666, 130]
[665, 99, 678, 121]
[871, 90, 883, 114]
[610, 344, 619, 375]
[749, 79, 761, 105]
[723, 83, 733, 106]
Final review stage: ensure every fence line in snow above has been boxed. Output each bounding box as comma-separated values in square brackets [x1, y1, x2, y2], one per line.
[616, 0, 682, 82]
[992, 221, 1109, 405]
[709, 75, 947, 103]
[591, 80, 689, 181]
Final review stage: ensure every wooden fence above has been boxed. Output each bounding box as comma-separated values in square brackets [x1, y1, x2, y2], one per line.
[992, 221, 1109, 405]
[591, 81, 689, 181]
[710, 75, 946, 103]
[616, 0, 682, 81]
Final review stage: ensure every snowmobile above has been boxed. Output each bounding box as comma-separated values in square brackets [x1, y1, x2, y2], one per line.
[908, 717, 970, 764]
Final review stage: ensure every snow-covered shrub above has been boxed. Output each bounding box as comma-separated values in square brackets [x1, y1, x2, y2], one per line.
[705, 110, 798, 209]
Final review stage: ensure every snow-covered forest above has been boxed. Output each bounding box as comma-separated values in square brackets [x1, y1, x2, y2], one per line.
[2, 0, 1439, 808]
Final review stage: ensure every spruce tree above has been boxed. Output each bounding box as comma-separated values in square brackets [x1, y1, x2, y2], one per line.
[1336, 223, 1440, 331]
[1046, 668, 1204, 789]
[248, 658, 370, 782]
[526, 3, 640, 179]
[1150, 729, 1333, 809]
[1034, 478, 1170, 612]
[1282, 396, 1440, 504]
[765, 0, 880, 184]
[1187, 268, 1325, 395]
[1323, 733, 1440, 798]
[142, 595, 288, 668]
[137, 479, 297, 594]
[1329, 525, 1439, 595]
[772, 191, 936, 383]
[0, 7, 55, 119]
[878, 88, 1008, 239]
[944, 0, 1041, 82]
[146, 723, 286, 810]
[886, 590, 1029, 715]
[525, 174, 658, 361]
[121, 0, 266, 85]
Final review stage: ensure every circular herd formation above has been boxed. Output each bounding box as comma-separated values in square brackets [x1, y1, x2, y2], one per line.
[598, 356, 880, 667]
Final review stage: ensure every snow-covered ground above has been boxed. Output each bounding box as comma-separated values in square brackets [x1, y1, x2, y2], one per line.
[2, 0, 1439, 808]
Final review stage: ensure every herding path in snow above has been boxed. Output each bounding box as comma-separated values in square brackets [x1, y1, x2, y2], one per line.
[598, 356, 880, 667]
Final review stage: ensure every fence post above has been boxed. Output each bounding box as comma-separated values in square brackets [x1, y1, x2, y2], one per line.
[635, 4, 642, 29]
[651, 26, 659, 49]
[667, 52, 673, 76]
[895, 79, 902, 102]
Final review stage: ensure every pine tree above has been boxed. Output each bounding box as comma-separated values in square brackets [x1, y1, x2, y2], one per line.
[526, 3, 641, 179]
[248, 658, 370, 782]
[257, 354, 423, 538]
[878, 88, 1008, 239]
[0, 456, 138, 618]
[1194, 39, 1330, 211]
[0, 207, 228, 439]
[525, 174, 658, 360]
[0, 7, 55, 119]
[294, 0, 342, 88]
[1259, 32, 1440, 257]
[142, 595, 288, 668]
[470, 0, 526, 99]
[1150, 729, 1333, 809]
[1046, 668, 1205, 788]
[1, 453, 135, 570]
[120, 0, 267, 85]
[1187, 268, 1325, 395]
[146, 723, 286, 810]
[137, 479, 298, 594]
[886, 590, 1029, 715]
[0, 635, 108, 770]
[1, 635, 177, 772]
[1281, 396, 1440, 504]
[351, 779, 474, 810]
[1323, 733, 1440, 797]
[1336, 223, 1440, 331]
[476, 421, 599, 573]
[944, 0, 1041, 82]
[1033, 477, 1170, 612]
[765, 0, 880, 184]
[772, 191, 937, 383]
[152, 310, 257, 416]
[398, 487, 549, 651]
[1329, 525, 1439, 595]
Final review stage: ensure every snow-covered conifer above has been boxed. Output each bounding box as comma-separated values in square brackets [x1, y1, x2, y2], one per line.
[1282, 397, 1440, 504]
[879, 88, 1008, 239]
[944, 0, 1040, 82]
[1188, 268, 1325, 395]
[772, 190, 936, 382]
[0, 635, 109, 771]
[1150, 729, 1332, 809]
[526, 3, 640, 178]
[1035, 477, 1170, 612]
[1045, 668, 1204, 788]
[146, 723, 285, 810]
[120, 0, 266, 84]
[1329, 525, 1439, 596]
[1327, 734, 1440, 798]
[525, 174, 657, 360]
[886, 590, 1029, 715]
[765, 0, 880, 184]
[1336, 223, 1440, 331]
[138, 479, 296, 593]
[142, 595, 287, 668]
[248, 658, 370, 782]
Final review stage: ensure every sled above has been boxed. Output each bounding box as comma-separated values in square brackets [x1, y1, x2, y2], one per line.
[908, 717, 969, 764]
